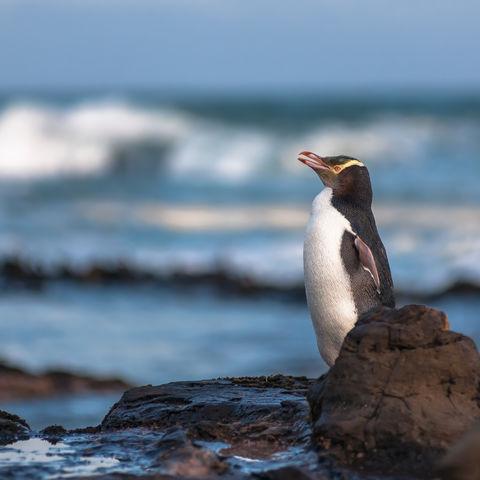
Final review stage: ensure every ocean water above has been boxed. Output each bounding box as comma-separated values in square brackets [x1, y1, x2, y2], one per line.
[0, 92, 479, 428]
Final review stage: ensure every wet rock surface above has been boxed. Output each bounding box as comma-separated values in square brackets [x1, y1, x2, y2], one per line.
[0, 410, 30, 446]
[0, 376, 335, 479]
[308, 304, 480, 478]
[0, 360, 131, 402]
[101, 375, 313, 449]
[97, 376, 324, 478]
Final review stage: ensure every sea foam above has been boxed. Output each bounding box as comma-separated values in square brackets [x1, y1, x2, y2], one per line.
[0, 101, 188, 179]
[0, 99, 477, 182]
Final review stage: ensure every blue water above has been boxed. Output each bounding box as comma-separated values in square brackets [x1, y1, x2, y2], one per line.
[0, 284, 479, 430]
[0, 92, 479, 428]
[0, 284, 324, 385]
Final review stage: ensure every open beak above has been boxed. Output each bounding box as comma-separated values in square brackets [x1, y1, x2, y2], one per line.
[297, 151, 330, 172]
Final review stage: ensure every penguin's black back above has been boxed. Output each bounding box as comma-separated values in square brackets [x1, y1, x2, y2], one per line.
[333, 197, 395, 312]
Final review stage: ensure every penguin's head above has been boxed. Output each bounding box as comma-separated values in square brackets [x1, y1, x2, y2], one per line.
[298, 151, 372, 203]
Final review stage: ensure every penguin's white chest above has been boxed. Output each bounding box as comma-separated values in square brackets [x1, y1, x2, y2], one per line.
[303, 188, 357, 366]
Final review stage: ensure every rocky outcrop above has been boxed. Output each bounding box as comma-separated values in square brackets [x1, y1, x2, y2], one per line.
[0, 361, 131, 401]
[100, 375, 314, 457]
[308, 304, 480, 478]
[0, 410, 30, 445]
[0, 376, 331, 480]
[90, 376, 344, 479]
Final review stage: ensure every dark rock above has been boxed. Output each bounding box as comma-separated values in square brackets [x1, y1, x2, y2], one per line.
[4, 369, 453, 478]
[0, 410, 30, 445]
[152, 427, 229, 477]
[41, 425, 67, 436]
[101, 375, 314, 458]
[308, 304, 480, 477]
[40, 424, 68, 443]
[254, 466, 319, 479]
[0, 360, 131, 401]
[0, 376, 333, 480]
[3, 256, 480, 304]
[0, 256, 306, 301]
[436, 422, 480, 480]
[92, 376, 341, 479]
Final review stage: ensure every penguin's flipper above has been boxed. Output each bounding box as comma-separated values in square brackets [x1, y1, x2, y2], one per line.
[354, 235, 380, 291]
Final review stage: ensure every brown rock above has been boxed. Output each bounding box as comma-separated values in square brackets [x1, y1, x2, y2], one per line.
[308, 304, 480, 478]
[436, 422, 480, 480]
[149, 426, 230, 477]
[0, 361, 131, 401]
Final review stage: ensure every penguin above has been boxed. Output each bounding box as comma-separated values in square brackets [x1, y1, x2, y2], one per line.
[297, 151, 395, 367]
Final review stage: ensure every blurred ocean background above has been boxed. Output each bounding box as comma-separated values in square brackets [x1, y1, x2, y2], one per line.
[1, 91, 480, 394]
[1, 0, 480, 431]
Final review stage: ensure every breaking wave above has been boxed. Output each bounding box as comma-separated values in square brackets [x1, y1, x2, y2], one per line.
[0, 98, 479, 182]
[0, 100, 189, 179]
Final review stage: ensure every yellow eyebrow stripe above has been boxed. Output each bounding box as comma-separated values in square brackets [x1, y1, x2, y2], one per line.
[338, 159, 364, 171]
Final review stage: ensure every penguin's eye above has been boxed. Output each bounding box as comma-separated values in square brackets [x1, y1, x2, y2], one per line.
[333, 165, 342, 174]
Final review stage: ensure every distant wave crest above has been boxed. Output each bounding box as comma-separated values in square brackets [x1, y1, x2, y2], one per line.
[0, 99, 478, 181]
[0, 100, 188, 179]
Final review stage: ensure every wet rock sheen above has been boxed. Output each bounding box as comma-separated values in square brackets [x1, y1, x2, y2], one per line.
[101, 375, 313, 453]
[0, 410, 30, 446]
